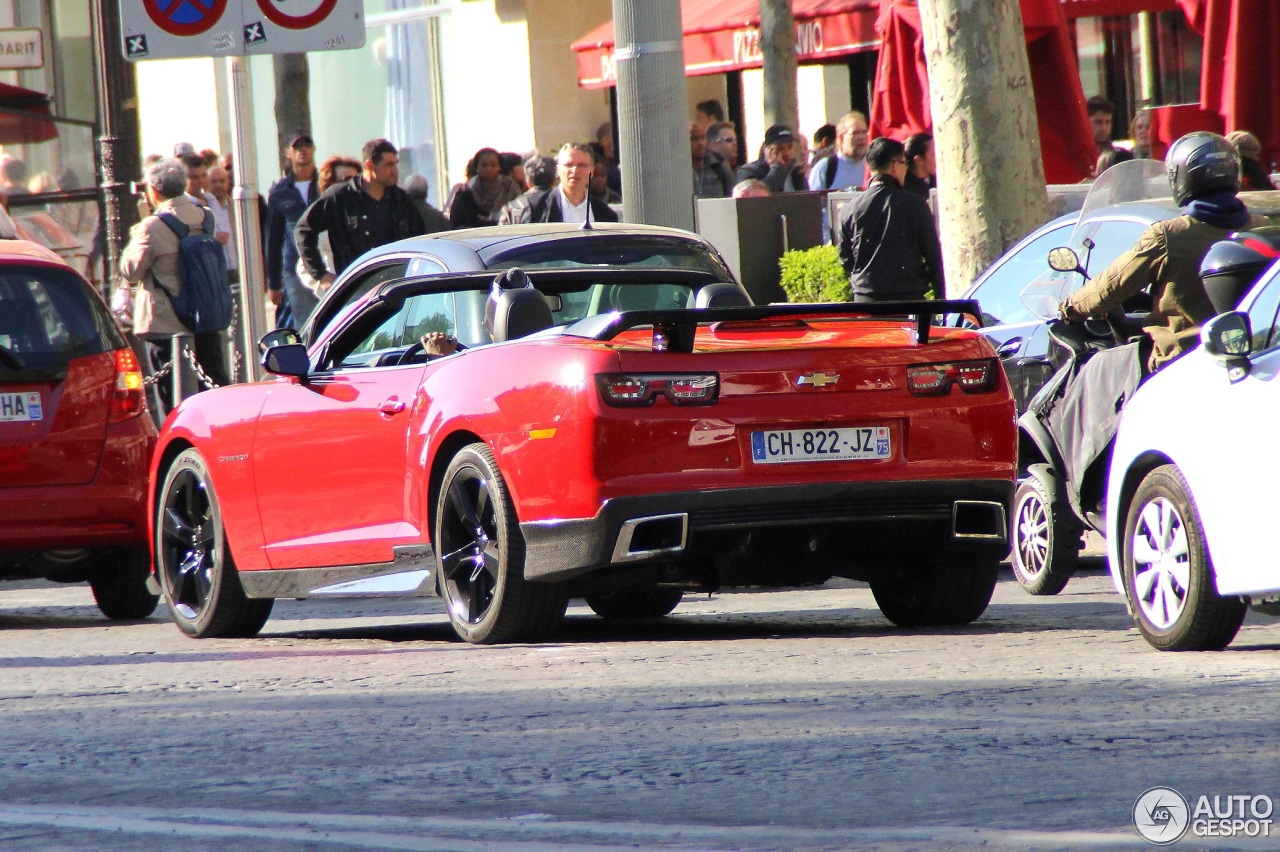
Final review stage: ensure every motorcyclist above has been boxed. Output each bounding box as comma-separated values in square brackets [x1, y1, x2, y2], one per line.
[1059, 131, 1267, 372]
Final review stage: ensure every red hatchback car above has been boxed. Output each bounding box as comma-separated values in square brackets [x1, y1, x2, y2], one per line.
[149, 247, 1016, 644]
[0, 240, 158, 619]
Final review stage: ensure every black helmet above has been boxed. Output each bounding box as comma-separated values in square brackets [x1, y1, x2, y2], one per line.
[1166, 131, 1241, 206]
[1200, 227, 1280, 314]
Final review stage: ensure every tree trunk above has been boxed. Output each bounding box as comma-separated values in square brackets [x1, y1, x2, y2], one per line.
[918, 0, 1048, 296]
[760, 0, 798, 133]
[273, 54, 312, 173]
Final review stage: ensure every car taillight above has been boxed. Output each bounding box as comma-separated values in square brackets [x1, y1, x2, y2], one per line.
[109, 347, 146, 422]
[596, 373, 719, 407]
[906, 359, 998, 396]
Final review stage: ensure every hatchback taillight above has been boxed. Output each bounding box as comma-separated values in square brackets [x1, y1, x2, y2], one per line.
[596, 373, 719, 406]
[906, 359, 998, 396]
[109, 348, 146, 422]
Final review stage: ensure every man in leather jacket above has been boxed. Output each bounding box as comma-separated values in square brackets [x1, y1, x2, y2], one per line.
[837, 137, 944, 302]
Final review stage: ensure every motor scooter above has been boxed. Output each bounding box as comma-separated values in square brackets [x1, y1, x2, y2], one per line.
[1010, 286, 1144, 595]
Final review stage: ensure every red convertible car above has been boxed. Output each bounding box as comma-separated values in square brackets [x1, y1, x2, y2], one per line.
[149, 238, 1017, 644]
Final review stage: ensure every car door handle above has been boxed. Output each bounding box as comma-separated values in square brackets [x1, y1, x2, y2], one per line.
[379, 398, 407, 415]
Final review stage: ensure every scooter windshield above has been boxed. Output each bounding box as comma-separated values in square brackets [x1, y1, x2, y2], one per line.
[1019, 159, 1170, 321]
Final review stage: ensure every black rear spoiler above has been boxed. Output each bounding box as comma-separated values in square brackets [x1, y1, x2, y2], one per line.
[562, 300, 983, 352]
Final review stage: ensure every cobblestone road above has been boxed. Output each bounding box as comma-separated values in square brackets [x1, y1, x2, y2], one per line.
[1, 567, 1278, 850]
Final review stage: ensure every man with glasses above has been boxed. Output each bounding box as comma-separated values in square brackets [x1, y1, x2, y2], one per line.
[836, 137, 944, 303]
[509, 142, 619, 224]
[809, 110, 870, 192]
[707, 121, 740, 171]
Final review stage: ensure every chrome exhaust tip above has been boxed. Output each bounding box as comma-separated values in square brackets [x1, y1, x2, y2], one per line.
[951, 501, 1007, 541]
[611, 513, 689, 563]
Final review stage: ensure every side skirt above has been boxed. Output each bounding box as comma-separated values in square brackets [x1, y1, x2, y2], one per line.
[237, 545, 437, 599]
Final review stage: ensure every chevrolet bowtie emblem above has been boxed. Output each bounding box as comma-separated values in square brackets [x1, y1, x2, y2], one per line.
[797, 372, 840, 388]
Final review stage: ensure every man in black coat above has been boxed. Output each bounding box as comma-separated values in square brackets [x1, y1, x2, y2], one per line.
[837, 137, 944, 302]
[295, 138, 426, 290]
[510, 143, 619, 224]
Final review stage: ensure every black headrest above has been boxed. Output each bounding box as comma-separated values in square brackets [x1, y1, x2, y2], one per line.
[492, 288, 554, 342]
[695, 282, 753, 309]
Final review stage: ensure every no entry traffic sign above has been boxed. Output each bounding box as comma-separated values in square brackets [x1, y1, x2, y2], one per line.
[122, 0, 363, 60]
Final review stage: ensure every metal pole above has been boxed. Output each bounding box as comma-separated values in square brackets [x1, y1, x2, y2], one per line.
[89, 0, 140, 294]
[227, 55, 269, 382]
[612, 0, 693, 230]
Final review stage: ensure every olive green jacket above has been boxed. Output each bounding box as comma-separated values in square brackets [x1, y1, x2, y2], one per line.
[1062, 213, 1266, 370]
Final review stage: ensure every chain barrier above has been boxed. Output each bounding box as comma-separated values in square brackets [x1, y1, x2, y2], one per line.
[142, 358, 172, 389]
[182, 344, 223, 390]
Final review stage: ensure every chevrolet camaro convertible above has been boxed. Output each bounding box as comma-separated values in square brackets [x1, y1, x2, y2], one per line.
[149, 249, 1017, 643]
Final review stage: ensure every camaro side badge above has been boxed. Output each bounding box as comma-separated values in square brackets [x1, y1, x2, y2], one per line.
[796, 372, 840, 388]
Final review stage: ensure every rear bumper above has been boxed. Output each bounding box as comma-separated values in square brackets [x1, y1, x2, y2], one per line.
[521, 478, 1013, 582]
[0, 482, 148, 550]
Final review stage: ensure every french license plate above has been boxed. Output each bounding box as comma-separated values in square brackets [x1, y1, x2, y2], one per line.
[0, 391, 42, 422]
[751, 426, 890, 464]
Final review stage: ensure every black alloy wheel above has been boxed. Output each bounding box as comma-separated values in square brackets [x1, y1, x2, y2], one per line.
[156, 449, 273, 638]
[435, 443, 566, 644]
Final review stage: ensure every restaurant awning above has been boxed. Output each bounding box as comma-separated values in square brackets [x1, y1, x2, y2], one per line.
[0, 82, 57, 145]
[572, 0, 879, 89]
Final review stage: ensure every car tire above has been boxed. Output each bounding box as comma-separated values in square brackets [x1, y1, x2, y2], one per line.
[871, 552, 1000, 627]
[1011, 475, 1078, 596]
[1123, 464, 1246, 651]
[435, 443, 567, 644]
[585, 588, 683, 620]
[156, 448, 274, 638]
[89, 547, 159, 620]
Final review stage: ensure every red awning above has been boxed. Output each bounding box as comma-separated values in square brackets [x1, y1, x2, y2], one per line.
[1178, 0, 1280, 168]
[0, 82, 56, 145]
[869, 0, 1096, 185]
[572, 0, 879, 89]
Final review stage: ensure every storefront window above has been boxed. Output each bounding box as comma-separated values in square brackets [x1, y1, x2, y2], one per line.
[1074, 12, 1201, 142]
[307, 0, 446, 205]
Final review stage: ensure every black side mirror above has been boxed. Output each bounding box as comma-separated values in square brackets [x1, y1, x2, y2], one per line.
[259, 328, 302, 354]
[262, 343, 310, 378]
[1201, 312, 1252, 382]
[1047, 247, 1084, 276]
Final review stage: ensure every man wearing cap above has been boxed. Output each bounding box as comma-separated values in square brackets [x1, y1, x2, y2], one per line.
[265, 130, 318, 330]
[735, 124, 806, 193]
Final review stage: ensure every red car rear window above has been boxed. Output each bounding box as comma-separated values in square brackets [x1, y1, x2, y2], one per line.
[0, 265, 123, 380]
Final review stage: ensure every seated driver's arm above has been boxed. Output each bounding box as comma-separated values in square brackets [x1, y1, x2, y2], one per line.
[421, 331, 464, 358]
[1061, 227, 1166, 321]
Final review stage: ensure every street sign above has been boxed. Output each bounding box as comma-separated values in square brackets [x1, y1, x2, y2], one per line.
[243, 0, 364, 55]
[0, 28, 43, 69]
[121, 0, 364, 61]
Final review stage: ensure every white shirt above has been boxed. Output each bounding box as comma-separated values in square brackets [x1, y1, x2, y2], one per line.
[294, 181, 312, 205]
[558, 188, 589, 224]
[205, 193, 237, 270]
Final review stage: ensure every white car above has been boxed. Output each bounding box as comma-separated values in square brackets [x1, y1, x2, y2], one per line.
[1106, 251, 1280, 650]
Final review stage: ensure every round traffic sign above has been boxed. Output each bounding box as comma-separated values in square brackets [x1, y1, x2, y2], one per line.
[143, 0, 229, 37]
[256, 0, 339, 30]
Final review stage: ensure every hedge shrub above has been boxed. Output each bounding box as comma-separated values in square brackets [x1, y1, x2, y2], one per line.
[778, 245, 850, 303]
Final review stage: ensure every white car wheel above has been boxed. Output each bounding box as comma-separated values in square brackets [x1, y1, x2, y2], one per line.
[1122, 465, 1245, 651]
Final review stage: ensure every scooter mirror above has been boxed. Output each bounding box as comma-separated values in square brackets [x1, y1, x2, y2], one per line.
[1047, 247, 1080, 272]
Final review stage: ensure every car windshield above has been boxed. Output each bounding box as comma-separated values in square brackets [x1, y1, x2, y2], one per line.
[485, 235, 733, 280]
